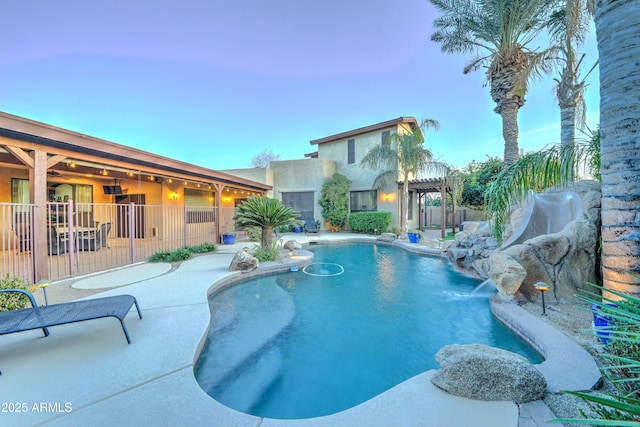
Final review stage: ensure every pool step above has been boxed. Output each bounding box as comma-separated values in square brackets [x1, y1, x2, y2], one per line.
[213, 345, 283, 413]
[195, 281, 294, 395]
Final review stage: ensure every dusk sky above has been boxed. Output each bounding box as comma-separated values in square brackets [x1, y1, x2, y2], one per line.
[1, 0, 600, 171]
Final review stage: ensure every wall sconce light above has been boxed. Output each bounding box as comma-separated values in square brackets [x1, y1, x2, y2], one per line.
[382, 193, 394, 202]
[169, 192, 180, 200]
[100, 168, 108, 176]
[126, 171, 135, 177]
[222, 196, 232, 203]
[68, 161, 76, 168]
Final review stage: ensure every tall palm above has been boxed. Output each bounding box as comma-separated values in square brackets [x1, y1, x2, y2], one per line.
[430, 0, 556, 167]
[360, 119, 441, 236]
[233, 196, 300, 249]
[594, 0, 640, 297]
[547, 0, 598, 147]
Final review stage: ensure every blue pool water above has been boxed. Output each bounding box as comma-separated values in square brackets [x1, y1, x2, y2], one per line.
[194, 243, 542, 419]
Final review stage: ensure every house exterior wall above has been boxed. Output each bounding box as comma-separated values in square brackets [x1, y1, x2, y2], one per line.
[225, 159, 335, 228]
[316, 125, 410, 230]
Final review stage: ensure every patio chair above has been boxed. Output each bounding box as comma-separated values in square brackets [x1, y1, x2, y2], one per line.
[78, 222, 111, 251]
[78, 226, 101, 251]
[304, 218, 319, 234]
[47, 226, 69, 255]
[99, 222, 112, 248]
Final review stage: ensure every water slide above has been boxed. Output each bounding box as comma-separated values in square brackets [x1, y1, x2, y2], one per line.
[501, 190, 583, 248]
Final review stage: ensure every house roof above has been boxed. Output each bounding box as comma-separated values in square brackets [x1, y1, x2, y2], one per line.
[309, 117, 419, 145]
[0, 111, 271, 192]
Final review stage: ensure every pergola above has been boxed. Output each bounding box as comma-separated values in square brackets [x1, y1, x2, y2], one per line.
[404, 177, 451, 239]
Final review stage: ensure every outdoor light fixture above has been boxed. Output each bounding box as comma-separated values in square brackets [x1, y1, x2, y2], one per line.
[222, 196, 232, 203]
[534, 282, 549, 316]
[68, 161, 76, 168]
[169, 192, 180, 200]
[288, 250, 293, 258]
[100, 168, 108, 176]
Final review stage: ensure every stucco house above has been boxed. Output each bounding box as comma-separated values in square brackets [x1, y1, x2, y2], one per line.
[226, 117, 449, 233]
[0, 111, 271, 282]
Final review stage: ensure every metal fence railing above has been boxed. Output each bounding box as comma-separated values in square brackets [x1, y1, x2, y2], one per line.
[0, 202, 218, 285]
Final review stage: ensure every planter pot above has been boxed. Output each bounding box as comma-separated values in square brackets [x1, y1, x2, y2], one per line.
[222, 234, 236, 244]
[408, 232, 421, 243]
[592, 303, 616, 344]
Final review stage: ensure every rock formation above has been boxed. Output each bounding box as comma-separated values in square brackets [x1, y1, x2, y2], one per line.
[229, 250, 259, 273]
[445, 180, 601, 302]
[431, 344, 547, 404]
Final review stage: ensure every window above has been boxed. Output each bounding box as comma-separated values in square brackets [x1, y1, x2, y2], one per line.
[282, 192, 314, 220]
[347, 139, 355, 164]
[185, 188, 215, 224]
[11, 179, 30, 204]
[381, 130, 390, 145]
[350, 190, 377, 213]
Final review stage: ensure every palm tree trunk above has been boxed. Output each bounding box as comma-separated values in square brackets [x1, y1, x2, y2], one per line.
[261, 226, 274, 249]
[560, 105, 577, 147]
[595, 0, 640, 297]
[401, 178, 409, 236]
[499, 99, 521, 167]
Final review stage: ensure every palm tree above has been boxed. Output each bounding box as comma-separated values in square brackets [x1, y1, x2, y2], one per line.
[547, 0, 598, 147]
[233, 196, 300, 249]
[429, 0, 556, 167]
[593, 0, 640, 297]
[360, 119, 441, 237]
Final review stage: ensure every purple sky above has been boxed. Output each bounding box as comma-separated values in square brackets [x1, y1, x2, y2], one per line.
[1, 0, 600, 170]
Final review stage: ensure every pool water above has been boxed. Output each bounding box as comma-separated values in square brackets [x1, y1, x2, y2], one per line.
[194, 243, 542, 419]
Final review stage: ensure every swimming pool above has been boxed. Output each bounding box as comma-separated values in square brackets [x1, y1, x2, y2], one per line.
[194, 243, 542, 419]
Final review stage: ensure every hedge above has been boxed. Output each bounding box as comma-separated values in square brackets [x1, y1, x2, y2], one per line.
[348, 212, 392, 234]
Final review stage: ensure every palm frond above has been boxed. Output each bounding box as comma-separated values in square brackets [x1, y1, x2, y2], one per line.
[485, 140, 596, 243]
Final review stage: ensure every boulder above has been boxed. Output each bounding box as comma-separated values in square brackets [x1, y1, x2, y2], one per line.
[488, 251, 527, 297]
[376, 233, 397, 242]
[431, 344, 547, 404]
[284, 240, 302, 250]
[229, 251, 259, 273]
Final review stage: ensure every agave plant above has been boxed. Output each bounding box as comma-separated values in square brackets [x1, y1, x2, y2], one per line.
[233, 196, 300, 249]
[552, 283, 640, 425]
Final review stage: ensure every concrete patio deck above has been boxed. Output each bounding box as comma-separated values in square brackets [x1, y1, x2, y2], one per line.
[0, 232, 600, 426]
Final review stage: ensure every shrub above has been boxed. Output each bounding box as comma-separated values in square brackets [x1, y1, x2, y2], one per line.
[188, 243, 217, 253]
[252, 242, 281, 262]
[348, 212, 392, 234]
[0, 274, 32, 312]
[245, 226, 262, 242]
[149, 243, 216, 262]
[319, 173, 352, 230]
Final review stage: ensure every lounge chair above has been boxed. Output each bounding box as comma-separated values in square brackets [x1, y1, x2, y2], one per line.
[304, 219, 319, 234]
[0, 289, 142, 374]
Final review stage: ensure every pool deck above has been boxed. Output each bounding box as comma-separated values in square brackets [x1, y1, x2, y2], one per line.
[0, 232, 600, 427]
